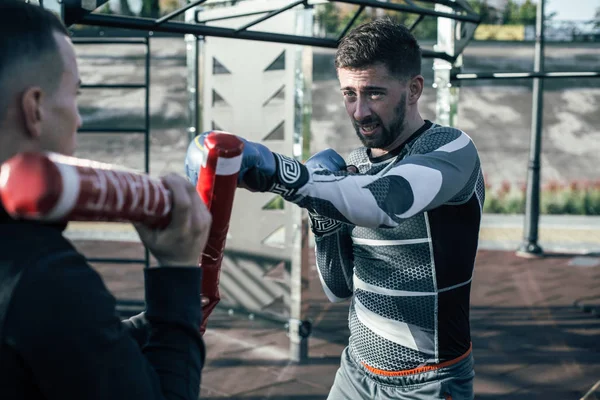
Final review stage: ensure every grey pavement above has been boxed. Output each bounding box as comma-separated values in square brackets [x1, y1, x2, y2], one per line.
[73, 240, 600, 400]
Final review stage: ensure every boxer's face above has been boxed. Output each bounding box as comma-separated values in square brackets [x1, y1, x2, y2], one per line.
[338, 63, 408, 151]
[37, 32, 82, 156]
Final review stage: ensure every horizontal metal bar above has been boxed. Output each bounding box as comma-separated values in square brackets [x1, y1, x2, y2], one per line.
[81, 84, 146, 89]
[87, 258, 147, 264]
[331, 0, 481, 23]
[155, 0, 209, 26]
[452, 71, 600, 81]
[196, 9, 271, 24]
[235, 0, 306, 33]
[408, 0, 469, 11]
[71, 38, 148, 45]
[78, 128, 147, 133]
[79, 13, 453, 61]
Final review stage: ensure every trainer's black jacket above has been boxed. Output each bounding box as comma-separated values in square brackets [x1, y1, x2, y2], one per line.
[0, 206, 205, 399]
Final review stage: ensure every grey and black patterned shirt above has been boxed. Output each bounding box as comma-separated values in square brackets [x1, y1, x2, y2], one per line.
[288, 121, 485, 372]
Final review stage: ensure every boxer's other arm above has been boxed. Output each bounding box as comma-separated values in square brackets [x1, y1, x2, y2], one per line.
[312, 224, 354, 302]
[238, 128, 480, 229]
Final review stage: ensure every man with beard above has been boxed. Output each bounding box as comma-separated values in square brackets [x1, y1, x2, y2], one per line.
[186, 18, 484, 400]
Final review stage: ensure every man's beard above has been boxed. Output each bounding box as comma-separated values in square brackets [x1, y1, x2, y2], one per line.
[353, 96, 406, 150]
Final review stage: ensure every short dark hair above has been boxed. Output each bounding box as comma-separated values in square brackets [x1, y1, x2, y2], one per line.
[0, 0, 70, 119]
[335, 18, 422, 80]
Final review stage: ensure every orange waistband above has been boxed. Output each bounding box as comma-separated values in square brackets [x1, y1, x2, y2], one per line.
[361, 343, 473, 377]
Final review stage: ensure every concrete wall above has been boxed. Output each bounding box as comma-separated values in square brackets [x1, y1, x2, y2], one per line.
[72, 39, 600, 190]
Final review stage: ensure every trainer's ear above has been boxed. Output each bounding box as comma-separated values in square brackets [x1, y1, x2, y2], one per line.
[408, 75, 424, 105]
[21, 86, 44, 139]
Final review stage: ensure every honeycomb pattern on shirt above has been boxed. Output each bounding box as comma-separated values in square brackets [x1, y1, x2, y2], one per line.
[354, 288, 435, 328]
[352, 213, 428, 241]
[353, 242, 435, 293]
[409, 128, 463, 156]
[349, 306, 428, 371]
[315, 230, 353, 298]
[475, 171, 486, 208]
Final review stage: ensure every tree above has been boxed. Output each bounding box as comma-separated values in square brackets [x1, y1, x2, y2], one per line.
[517, 0, 537, 25]
[502, 0, 520, 24]
[141, 0, 160, 18]
[467, 0, 496, 24]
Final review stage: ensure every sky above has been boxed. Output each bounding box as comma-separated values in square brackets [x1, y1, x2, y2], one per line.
[545, 0, 598, 21]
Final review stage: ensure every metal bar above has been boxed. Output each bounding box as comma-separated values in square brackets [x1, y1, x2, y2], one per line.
[78, 128, 147, 133]
[235, 0, 306, 33]
[452, 71, 600, 81]
[81, 84, 146, 89]
[194, 36, 201, 139]
[144, 36, 151, 269]
[330, 0, 481, 23]
[337, 5, 366, 41]
[518, 0, 546, 258]
[409, 0, 470, 11]
[144, 37, 151, 176]
[408, 14, 425, 32]
[196, 9, 271, 24]
[78, 13, 453, 61]
[87, 258, 147, 264]
[72, 39, 149, 45]
[155, 0, 209, 26]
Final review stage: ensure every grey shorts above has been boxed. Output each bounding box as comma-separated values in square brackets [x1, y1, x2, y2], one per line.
[327, 346, 475, 400]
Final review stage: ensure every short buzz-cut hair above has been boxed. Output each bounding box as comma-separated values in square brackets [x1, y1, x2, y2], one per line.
[335, 17, 422, 80]
[0, 0, 70, 120]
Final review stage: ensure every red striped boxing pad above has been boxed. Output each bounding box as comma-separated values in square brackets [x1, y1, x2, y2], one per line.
[194, 132, 244, 335]
[0, 152, 172, 228]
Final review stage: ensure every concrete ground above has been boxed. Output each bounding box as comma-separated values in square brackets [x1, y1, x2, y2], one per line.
[71, 233, 600, 400]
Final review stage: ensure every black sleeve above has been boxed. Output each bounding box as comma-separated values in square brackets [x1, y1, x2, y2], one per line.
[121, 312, 150, 348]
[6, 250, 205, 400]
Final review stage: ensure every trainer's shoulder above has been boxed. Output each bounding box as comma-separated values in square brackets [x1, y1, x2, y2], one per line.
[409, 124, 475, 155]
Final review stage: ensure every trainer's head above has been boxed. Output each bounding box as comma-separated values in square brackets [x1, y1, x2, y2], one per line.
[0, 0, 82, 164]
[335, 18, 424, 153]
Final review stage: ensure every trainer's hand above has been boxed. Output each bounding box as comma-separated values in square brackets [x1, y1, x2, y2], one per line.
[134, 173, 212, 267]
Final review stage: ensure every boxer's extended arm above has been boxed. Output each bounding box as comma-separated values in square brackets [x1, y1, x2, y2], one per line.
[4, 249, 205, 400]
[246, 128, 480, 229]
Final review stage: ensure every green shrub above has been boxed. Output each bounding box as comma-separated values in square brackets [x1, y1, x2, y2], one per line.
[484, 178, 600, 215]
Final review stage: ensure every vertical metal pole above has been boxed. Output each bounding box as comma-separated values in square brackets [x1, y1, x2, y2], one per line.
[144, 35, 152, 268]
[517, 0, 545, 258]
[433, 4, 460, 128]
[289, 5, 313, 363]
[185, 33, 201, 142]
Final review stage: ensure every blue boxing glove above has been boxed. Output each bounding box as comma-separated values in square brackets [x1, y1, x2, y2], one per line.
[304, 149, 353, 236]
[237, 138, 310, 196]
[185, 132, 309, 196]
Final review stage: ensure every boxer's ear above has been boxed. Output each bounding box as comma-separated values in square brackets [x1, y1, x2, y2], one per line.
[21, 86, 44, 139]
[407, 75, 424, 105]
